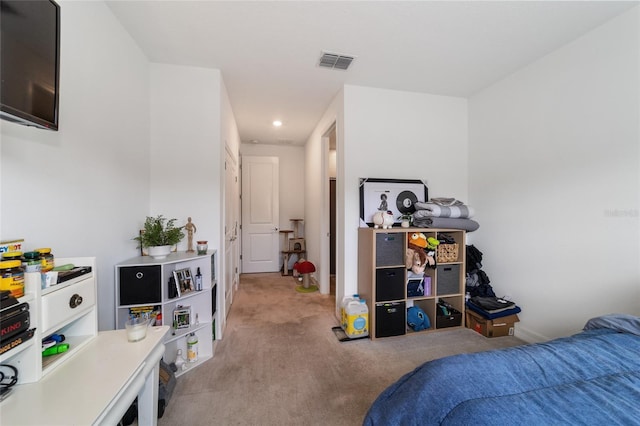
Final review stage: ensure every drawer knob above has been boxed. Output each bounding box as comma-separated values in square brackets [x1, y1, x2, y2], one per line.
[69, 294, 83, 309]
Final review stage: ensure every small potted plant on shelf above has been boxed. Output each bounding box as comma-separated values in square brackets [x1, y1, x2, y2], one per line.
[134, 215, 185, 259]
[398, 214, 413, 228]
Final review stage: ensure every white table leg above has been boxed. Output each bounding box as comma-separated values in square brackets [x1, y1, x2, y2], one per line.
[137, 344, 164, 426]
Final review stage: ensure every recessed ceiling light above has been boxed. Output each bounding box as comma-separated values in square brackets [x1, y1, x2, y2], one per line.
[273, 120, 282, 127]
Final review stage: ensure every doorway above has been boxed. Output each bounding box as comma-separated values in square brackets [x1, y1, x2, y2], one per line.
[241, 156, 280, 273]
[325, 123, 337, 296]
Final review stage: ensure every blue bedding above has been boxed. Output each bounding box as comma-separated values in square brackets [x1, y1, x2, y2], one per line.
[363, 315, 640, 425]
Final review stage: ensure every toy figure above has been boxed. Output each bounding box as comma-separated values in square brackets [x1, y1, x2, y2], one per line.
[185, 217, 197, 253]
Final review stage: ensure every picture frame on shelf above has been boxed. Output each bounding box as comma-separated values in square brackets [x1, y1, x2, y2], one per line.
[173, 306, 191, 329]
[359, 178, 428, 227]
[173, 267, 194, 295]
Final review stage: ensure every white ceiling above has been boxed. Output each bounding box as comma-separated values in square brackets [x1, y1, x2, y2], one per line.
[106, 1, 637, 146]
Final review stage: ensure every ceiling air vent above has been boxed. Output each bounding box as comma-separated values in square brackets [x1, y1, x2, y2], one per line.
[318, 52, 355, 71]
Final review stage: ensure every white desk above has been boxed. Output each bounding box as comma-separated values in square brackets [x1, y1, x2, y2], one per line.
[0, 326, 169, 425]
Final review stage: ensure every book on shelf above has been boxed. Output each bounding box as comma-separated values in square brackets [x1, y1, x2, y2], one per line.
[128, 305, 160, 321]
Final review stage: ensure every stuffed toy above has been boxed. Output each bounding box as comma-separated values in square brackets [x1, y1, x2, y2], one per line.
[407, 232, 436, 269]
[405, 248, 426, 274]
[408, 232, 427, 248]
[407, 232, 428, 270]
[372, 211, 394, 229]
[426, 237, 440, 250]
[407, 306, 430, 331]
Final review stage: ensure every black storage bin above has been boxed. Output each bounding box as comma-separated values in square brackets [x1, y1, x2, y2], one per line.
[437, 264, 460, 295]
[119, 265, 162, 305]
[436, 305, 462, 329]
[375, 233, 404, 267]
[376, 301, 406, 338]
[375, 267, 405, 302]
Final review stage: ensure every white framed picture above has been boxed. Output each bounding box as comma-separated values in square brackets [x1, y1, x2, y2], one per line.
[173, 267, 194, 294]
[359, 178, 428, 226]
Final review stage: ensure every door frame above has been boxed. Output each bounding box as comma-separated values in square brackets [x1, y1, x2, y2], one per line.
[240, 155, 280, 273]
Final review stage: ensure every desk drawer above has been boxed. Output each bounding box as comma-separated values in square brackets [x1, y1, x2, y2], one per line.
[42, 277, 95, 333]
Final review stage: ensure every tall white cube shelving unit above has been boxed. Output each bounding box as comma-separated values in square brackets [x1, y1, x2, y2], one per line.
[115, 251, 217, 376]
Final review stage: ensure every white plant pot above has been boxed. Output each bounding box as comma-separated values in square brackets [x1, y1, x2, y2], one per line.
[148, 245, 171, 259]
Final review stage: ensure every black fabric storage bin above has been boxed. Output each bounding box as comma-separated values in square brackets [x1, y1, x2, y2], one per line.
[436, 306, 462, 329]
[376, 301, 406, 338]
[376, 267, 405, 302]
[437, 264, 460, 295]
[375, 233, 404, 267]
[119, 265, 162, 305]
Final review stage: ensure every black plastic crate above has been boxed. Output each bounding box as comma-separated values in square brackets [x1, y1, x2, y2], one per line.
[436, 302, 462, 329]
[375, 301, 406, 338]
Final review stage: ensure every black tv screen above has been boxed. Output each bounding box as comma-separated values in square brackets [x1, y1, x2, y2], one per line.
[1, 0, 60, 130]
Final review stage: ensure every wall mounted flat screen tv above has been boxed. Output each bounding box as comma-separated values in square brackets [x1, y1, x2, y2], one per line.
[1, 0, 61, 130]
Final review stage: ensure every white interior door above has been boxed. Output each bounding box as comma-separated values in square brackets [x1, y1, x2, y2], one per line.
[241, 156, 280, 273]
[225, 149, 240, 318]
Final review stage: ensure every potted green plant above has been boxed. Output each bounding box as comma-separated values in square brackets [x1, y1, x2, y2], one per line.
[398, 214, 413, 228]
[134, 215, 185, 259]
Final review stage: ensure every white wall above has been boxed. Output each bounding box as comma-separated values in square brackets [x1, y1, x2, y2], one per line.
[149, 64, 222, 252]
[305, 90, 344, 298]
[306, 86, 468, 314]
[221, 80, 241, 162]
[0, 1, 150, 330]
[149, 64, 237, 331]
[239, 143, 305, 237]
[469, 6, 640, 341]
[341, 85, 468, 308]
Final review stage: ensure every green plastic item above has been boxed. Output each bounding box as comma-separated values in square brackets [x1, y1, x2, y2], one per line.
[42, 343, 69, 357]
[52, 264, 75, 271]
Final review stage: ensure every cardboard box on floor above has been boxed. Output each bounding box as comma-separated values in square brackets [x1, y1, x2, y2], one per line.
[466, 309, 519, 338]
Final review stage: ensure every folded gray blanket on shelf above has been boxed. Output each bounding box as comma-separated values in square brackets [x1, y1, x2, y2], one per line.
[412, 216, 480, 232]
[414, 202, 475, 218]
[428, 197, 464, 206]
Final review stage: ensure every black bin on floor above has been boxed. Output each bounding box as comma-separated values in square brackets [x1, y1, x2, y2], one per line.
[376, 301, 406, 338]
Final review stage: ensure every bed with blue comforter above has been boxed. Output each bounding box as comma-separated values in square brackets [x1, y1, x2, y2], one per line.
[363, 314, 640, 425]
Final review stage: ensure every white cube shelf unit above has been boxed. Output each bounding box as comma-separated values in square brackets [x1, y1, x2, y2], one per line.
[115, 251, 218, 376]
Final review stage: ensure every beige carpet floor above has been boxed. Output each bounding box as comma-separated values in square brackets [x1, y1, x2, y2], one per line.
[158, 272, 525, 426]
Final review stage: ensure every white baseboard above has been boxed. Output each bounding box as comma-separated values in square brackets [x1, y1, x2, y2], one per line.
[515, 326, 550, 344]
